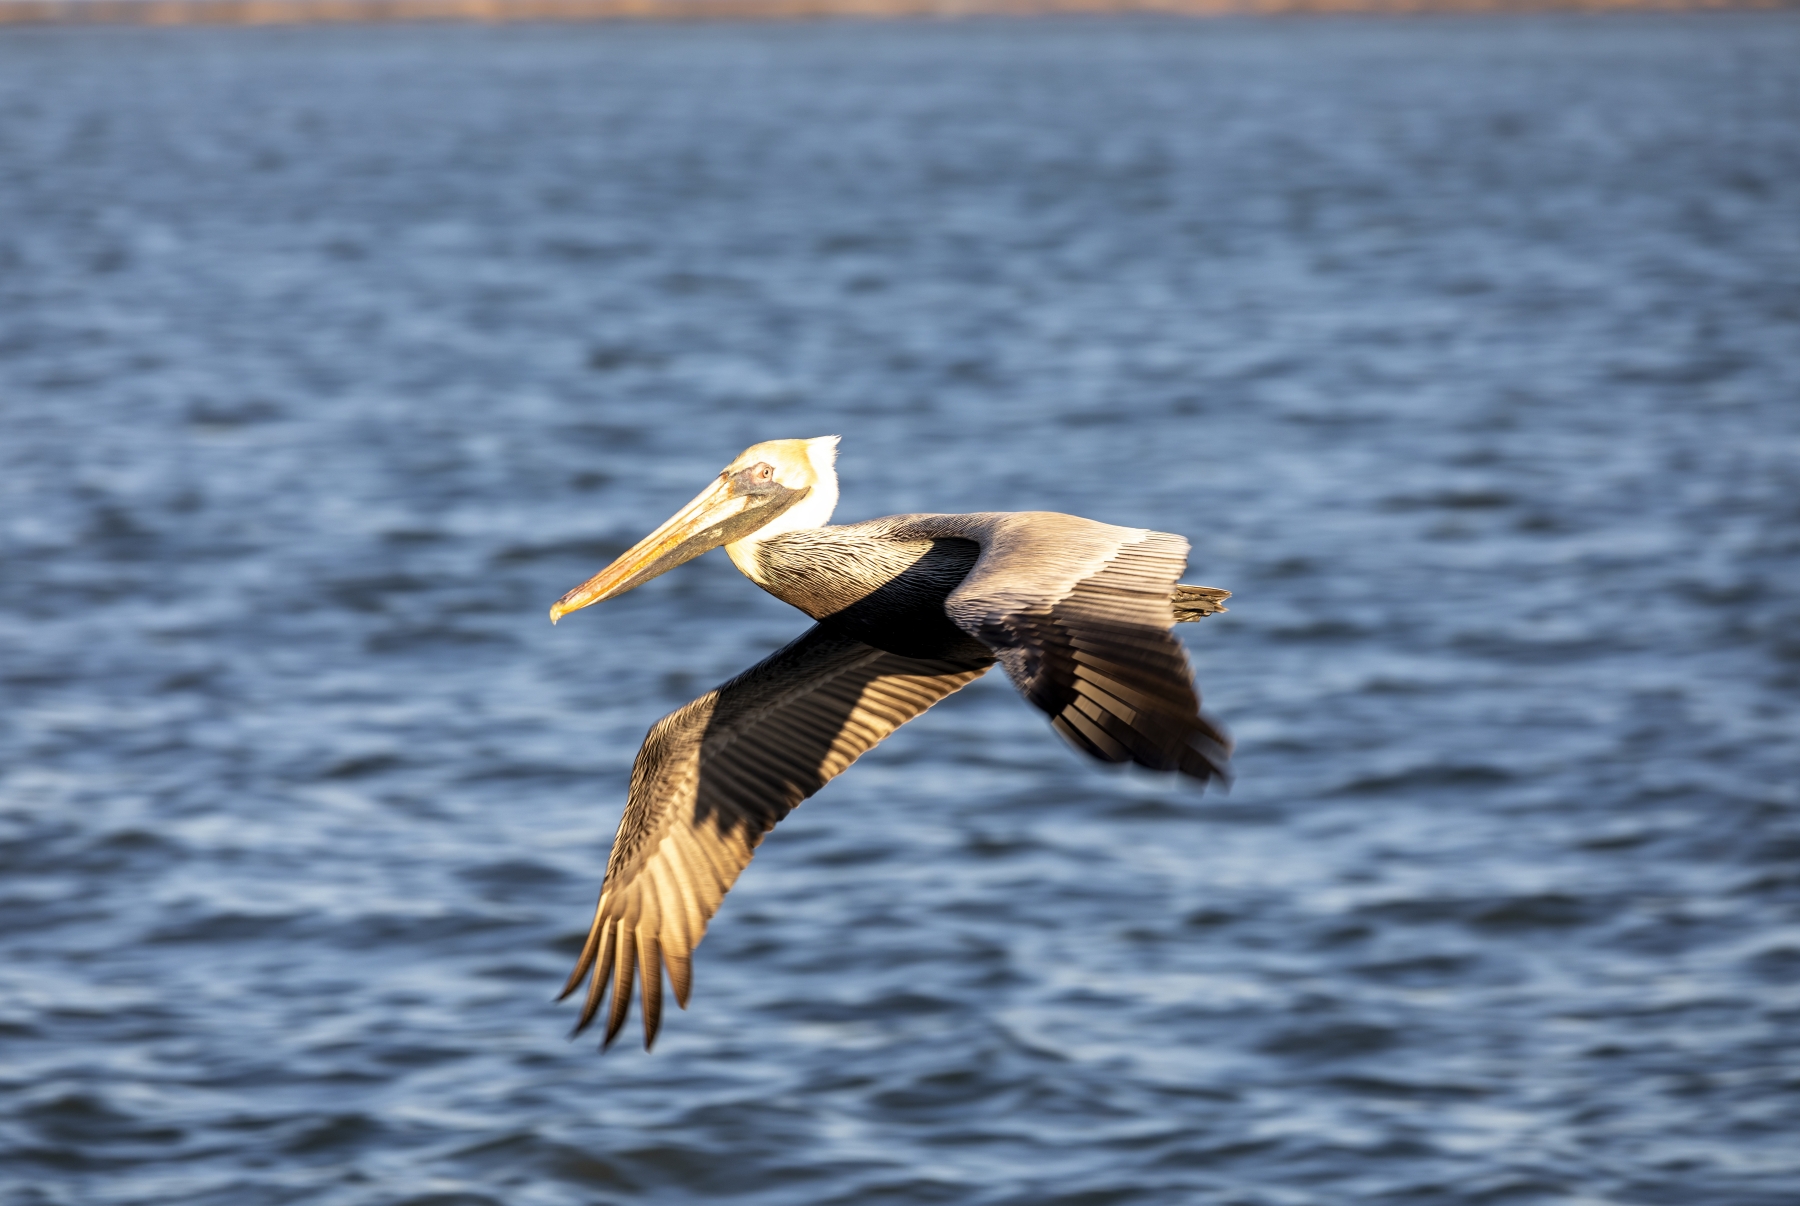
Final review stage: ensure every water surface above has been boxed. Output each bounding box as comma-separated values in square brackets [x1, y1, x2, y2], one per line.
[2, 15, 1799, 1205]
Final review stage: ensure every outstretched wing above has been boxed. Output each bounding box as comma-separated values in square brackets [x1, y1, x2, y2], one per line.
[562, 625, 991, 1050]
[894, 512, 1231, 784]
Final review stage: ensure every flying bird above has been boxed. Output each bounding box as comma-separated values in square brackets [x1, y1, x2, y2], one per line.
[548, 436, 1232, 1050]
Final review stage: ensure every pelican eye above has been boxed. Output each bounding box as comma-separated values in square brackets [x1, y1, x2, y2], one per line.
[729, 462, 783, 495]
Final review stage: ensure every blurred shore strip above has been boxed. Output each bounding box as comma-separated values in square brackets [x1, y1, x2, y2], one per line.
[0, 0, 1789, 24]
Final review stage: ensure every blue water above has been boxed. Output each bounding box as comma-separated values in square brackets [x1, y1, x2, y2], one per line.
[3, 14, 1799, 1205]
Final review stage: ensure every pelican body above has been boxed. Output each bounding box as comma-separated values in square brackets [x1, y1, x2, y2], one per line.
[550, 437, 1231, 1050]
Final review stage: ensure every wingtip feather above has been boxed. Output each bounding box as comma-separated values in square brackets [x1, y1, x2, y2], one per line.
[572, 918, 617, 1037]
[602, 925, 637, 1050]
[638, 930, 664, 1051]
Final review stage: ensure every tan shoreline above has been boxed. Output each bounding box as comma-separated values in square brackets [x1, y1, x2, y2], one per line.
[0, 0, 1788, 26]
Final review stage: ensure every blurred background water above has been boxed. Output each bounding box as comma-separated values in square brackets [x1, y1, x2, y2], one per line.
[3, 13, 1800, 1205]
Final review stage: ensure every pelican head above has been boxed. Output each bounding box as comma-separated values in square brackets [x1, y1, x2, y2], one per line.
[550, 436, 839, 623]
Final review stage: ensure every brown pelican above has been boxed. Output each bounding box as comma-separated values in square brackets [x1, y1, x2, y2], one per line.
[549, 437, 1231, 1050]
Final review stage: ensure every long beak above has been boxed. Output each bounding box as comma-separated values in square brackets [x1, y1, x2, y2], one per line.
[550, 474, 808, 623]
[549, 477, 748, 623]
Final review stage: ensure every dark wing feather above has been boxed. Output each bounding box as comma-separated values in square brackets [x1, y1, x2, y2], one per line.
[895, 513, 1230, 784]
[562, 625, 991, 1050]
